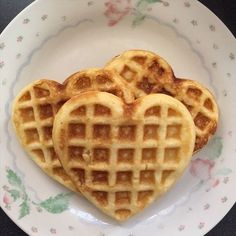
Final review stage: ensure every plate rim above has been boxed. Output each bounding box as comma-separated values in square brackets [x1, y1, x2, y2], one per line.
[0, 0, 236, 235]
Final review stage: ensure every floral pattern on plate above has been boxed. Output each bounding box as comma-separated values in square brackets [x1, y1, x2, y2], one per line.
[0, 0, 235, 235]
[2, 168, 72, 219]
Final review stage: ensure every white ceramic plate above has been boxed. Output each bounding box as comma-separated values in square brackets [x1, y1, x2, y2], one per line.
[1, 0, 236, 235]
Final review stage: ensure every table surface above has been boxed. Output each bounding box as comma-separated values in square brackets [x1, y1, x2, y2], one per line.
[0, 0, 235, 235]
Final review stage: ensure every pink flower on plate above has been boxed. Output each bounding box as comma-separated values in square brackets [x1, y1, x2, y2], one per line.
[190, 158, 215, 181]
[104, 0, 131, 26]
[3, 192, 13, 205]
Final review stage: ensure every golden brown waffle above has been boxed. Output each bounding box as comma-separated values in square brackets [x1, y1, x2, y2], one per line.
[105, 50, 219, 151]
[12, 69, 134, 191]
[63, 68, 134, 103]
[164, 79, 218, 151]
[53, 91, 195, 221]
[105, 49, 175, 97]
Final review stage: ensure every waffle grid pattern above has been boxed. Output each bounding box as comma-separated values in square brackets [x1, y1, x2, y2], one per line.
[169, 82, 218, 151]
[15, 85, 71, 184]
[106, 50, 218, 152]
[13, 69, 134, 191]
[108, 54, 173, 96]
[64, 101, 186, 220]
[64, 69, 134, 103]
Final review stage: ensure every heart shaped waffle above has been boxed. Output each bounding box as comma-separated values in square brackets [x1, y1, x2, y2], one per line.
[53, 91, 195, 220]
[106, 49, 175, 97]
[105, 49, 219, 151]
[12, 69, 134, 191]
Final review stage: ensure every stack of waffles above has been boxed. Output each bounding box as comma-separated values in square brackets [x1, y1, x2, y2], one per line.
[12, 50, 219, 221]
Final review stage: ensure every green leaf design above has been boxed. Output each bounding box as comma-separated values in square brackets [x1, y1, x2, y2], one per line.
[145, 0, 162, 3]
[216, 168, 232, 176]
[137, 0, 161, 8]
[19, 200, 30, 219]
[207, 136, 223, 160]
[132, 13, 146, 27]
[135, 0, 162, 26]
[40, 193, 70, 213]
[7, 169, 22, 188]
[9, 189, 21, 201]
[136, 0, 149, 9]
